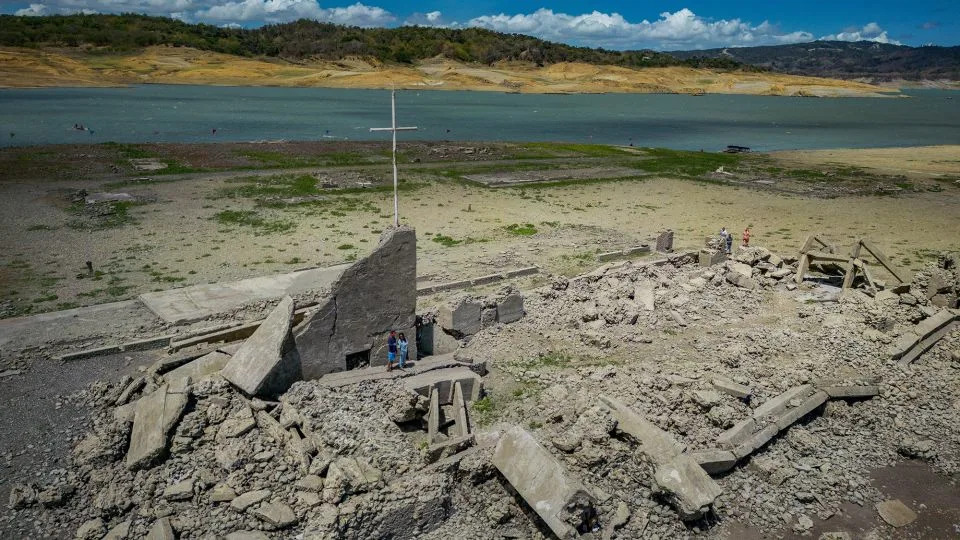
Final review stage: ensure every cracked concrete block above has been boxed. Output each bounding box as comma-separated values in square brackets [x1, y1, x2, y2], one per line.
[653, 454, 723, 520]
[712, 378, 752, 399]
[753, 385, 814, 423]
[732, 423, 780, 460]
[438, 297, 482, 338]
[221, 296, 301, 397]
[774, 391, 828, 430]
[165, 350, 231, 387]
[690, 449, 738, 475]
[492, 425, 596, 539]
[496, 293, 524, 324]
[822, 385, 880, 399]
[126, 384, 188, 471]
[600, 394, 684, 464]
[717, 418, 757, 449]
[295, 226, 417, 377]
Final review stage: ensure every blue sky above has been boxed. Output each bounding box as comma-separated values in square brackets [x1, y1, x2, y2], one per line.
[4, 0, 957, 50]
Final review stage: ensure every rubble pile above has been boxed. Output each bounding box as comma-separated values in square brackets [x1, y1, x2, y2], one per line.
[3, 246, 959, 539]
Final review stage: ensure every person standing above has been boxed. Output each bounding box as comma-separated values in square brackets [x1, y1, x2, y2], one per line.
[386, 330, 398, 371]
[742, 226, 751, 248]
[397, 333, 408, 368]
[720, 227, 732, 255]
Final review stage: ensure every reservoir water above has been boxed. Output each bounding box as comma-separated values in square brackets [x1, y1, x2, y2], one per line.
[0, 85, 958, 150]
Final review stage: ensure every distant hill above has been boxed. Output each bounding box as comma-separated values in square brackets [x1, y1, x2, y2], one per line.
[669, 41, 960, 81]
[0, 13, 746, 70]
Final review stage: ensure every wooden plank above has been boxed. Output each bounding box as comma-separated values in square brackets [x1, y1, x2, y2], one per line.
[860, 240, 906, 283]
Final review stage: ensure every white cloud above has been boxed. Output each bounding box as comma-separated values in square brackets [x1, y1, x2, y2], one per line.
[192, 0, 393, 26]
[15, 3, 98, 15]
[821, 22, 901, 45]
[403, 10, 450, 27]
[465, 8, 814, 50]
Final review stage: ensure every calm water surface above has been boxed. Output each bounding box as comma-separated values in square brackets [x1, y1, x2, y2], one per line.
[0, 85, 958, 150]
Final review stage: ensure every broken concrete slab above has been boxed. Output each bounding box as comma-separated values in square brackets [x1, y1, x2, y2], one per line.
[165, 350, 231, 387]
[403, 367, 482, 405]
[773, 390, 828, 430]
[492, 425, 596, 539]
[634, 282, 656, 311]
[689, 449, 738, 475]
[102, 520, 131, 540]
[752, 385, 815, 423]
[420, 323, 461, 356]
[821, 385, 879, 399]
[163, 478, 194, 501]
[126, 384, 189, 471]
[712, 378, 752, 400]
[295, 226, 417, 377]
[496, 292, 524, 324]
[251, 502, 297, 528]
[437, 297, 482, 338]
[732, 423, 780, 460]
[221, 296, 302, 397]
[599, 395, 684, 464]
[217, 406, 256, 440]
[876, 499, 917, 527]
[717, 418, 757, 449]
[230, 490, 271, 512]
[889, 310, 958, 362]
[145, 517, 175, 540]
[451, 381, 471, 438]
[427, 387, 440, 443]
[653, 454, 723, 520]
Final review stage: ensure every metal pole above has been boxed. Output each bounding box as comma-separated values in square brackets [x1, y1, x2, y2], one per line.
[391, 90, 399, 228]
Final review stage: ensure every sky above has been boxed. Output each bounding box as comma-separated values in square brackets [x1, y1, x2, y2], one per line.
[3, 0, 957, 50]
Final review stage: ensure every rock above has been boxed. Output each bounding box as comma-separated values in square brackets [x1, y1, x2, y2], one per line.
[602, 501, 631, 540]
[876, 499, 917, 527]
[221, 296, 302, 397]
[165, 351, 231, 387]
[250, 502, 297, 528]
[634, 282, 656, 311]
[215, 439, 248, 471]
[75, 518, 105, 539]
[793, 514, 813, 533]
[8, 483, 37, 509]
[653, 455, 723, 520]
[217, 406, 256, 440]
[102, 520, 131, 540]
[37, 485, 73, 508]
[256, 410, 288, 445]
[692, 390, 722, 410]
[898, 439, 937, 460]
[769, 466, 798, 486]
[295, 475, 324, 492]
[230, 489, 271, 512]
[126, 384, 189, 470]
[225, 532, 271, 540]
[163, 478, 194, 501]
[209, 484, 237, 503]
[145, 517, 175, 540]
[322, 457, 382, 503]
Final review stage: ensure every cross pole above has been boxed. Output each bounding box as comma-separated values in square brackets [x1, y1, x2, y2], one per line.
[370, 89, 417, 227]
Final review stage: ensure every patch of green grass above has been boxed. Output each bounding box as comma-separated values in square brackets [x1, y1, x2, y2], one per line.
[432, 234, 462, 247]
[505, 223, 538, 236]
[630, 148, 743, 177]
[213, 210, 294, 234]
[222, 174, 320, 198]
[337, 244, 354, 250]
[520, 142, 635, 158]
[284, 257, 304, 264]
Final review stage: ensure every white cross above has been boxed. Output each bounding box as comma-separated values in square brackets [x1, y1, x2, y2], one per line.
[370, 89, 417, 228]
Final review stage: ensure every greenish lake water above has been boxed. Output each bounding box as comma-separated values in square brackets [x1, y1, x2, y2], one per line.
[1, 85, 958, 151]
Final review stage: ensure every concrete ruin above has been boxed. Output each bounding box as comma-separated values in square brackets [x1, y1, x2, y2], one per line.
[220, 296, 302, 397]
[294, 226, 417, 377]
[492, 426, 597, 539]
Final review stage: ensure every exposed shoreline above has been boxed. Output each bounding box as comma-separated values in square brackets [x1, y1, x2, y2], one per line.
[0, 45, 901, 98]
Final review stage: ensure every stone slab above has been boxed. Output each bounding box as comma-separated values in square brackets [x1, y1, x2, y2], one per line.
[689, 449, 738, 475]
[876, 499, 917, 527]
[600, 395, 684, 464]
[774, 390, 828, 430]
[140, 264, 350, 324]
[427, 387, 440, 443]
[717, 418, 757, 449]
[452, 381, 471, 438]
[752, 385, 814, 423]
[437, 298, 482, 338]
[900, 320, 959, 365]
[492, 425, 596, 539]
[145, 518, 175, 540]
[822, 385, 880, 399]
[732, 423, 780, 460]
[403, 367, 482, 405]
[712, 378, 752, 399]
[126, 384, 188, 470]
[221, 296, 302, 397]
[653, 454, 723, 520]
[164, 350, 231, 386]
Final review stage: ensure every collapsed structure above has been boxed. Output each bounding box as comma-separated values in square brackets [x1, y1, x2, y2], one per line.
[3, 230, 959, 540]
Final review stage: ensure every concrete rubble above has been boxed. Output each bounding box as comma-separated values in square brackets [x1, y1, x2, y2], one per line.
[3, 241, 959, 540]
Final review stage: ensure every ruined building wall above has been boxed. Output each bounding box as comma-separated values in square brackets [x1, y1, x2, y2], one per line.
[294, 226, 417, 378]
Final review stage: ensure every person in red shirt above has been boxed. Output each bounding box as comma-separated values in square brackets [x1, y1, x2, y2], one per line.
[742, 226, 752, 247]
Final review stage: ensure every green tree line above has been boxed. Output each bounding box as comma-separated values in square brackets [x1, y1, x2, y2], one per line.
[0, 13, 754, 70]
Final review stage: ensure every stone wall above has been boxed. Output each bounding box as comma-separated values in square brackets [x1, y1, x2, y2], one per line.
[294, 226, 417, 378]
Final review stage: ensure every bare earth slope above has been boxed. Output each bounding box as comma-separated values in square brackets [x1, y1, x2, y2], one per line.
[0, 46, 897, 97]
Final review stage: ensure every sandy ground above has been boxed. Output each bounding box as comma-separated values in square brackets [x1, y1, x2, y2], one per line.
[1, 143, 958, 319]
[773, 146, 960, 181]
[0, 46, 898, 97]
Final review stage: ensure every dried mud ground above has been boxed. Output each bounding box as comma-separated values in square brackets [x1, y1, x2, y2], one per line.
[1, 141, 958, 320]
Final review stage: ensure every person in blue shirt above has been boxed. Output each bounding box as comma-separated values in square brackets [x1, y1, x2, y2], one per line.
[397, 333, 409, 368]
[386, 331, 398, 371]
